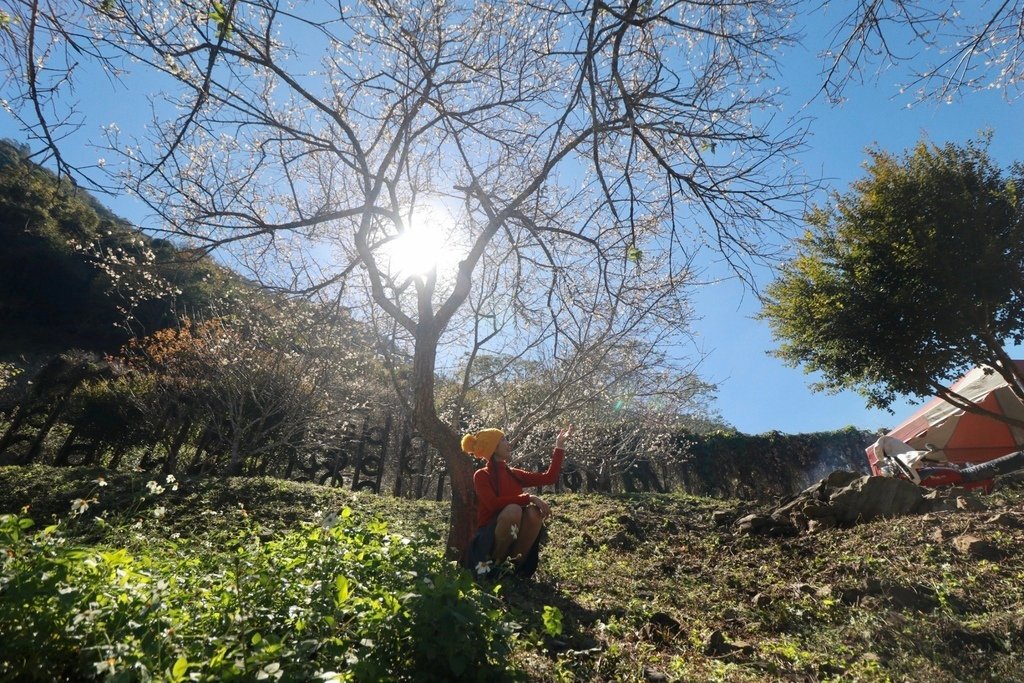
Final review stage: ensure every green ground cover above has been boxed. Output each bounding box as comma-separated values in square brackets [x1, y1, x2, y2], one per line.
[3, 465, 1024, 682]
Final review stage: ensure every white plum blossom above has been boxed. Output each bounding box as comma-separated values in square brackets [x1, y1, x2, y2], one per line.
[93, 657, 117, 675]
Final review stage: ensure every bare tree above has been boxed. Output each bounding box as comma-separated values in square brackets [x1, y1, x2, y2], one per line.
[120, 299, 381, 476]
[442, 272, 717, 450]
[1, 0, 808, 560]
[449, 339, 715, 494]
[817, 0, 1024, 102]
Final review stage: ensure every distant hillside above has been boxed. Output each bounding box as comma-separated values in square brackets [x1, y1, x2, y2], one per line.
[0, 139, 245, 356]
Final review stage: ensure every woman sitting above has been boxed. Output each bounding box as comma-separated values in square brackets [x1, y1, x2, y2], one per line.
[462, 425, 573, 576]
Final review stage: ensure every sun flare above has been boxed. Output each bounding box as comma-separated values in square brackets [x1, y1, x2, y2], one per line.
[383, 203, 464, 279]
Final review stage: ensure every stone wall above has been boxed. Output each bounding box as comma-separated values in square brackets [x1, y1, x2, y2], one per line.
[669, 428, 877, 501]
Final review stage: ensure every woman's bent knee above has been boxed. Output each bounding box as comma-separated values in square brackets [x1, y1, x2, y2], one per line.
[522, 505, 543, 526]
[497, 504, 523, 524]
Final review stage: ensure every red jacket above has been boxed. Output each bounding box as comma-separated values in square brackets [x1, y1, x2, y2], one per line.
[474, 448, 564, 529]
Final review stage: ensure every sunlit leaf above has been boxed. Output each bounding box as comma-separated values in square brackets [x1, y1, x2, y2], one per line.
[171, 657, 189, 682]
[335, 575, 350, 604]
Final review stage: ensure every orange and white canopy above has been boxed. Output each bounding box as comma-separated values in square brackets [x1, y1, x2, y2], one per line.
[877, 362, 1024, 466]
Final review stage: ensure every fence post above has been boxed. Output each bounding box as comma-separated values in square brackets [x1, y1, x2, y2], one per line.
[352, 414, 389, 492]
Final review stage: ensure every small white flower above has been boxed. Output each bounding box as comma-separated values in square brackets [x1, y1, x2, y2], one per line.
[146, 481, 165, 495]
[152, 506, 166, 519]
[475, 561, 492, 576]
[256, 662, 282, 680]
[94, 477, 108, 487]
[165, 474, 176, 484]
[93, 657, 117, 675]
[71, 498, 90, 516]
[509, 523, 519, 540]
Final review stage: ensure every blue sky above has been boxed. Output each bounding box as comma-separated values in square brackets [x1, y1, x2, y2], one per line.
[694, 26, 1023, 435]
[1, 5, 1021, 437]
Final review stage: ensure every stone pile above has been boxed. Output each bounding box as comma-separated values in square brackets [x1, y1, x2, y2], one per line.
[736, 471, 987, 536]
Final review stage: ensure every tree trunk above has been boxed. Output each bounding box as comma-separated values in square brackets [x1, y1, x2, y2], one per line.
[0, 404, 28, 456]
[227, 437, 244, 476]
[164, 421, 191, 475]
[440, 440, 476, 563]
[188, 426, 215, 473]
[53, 424, 81, 466]
[23, 396, 67, 464]
[107, 443, 128, 469]
[410, 318, 477, 564]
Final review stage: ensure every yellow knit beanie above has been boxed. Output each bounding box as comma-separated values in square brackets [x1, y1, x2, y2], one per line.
[461, 428, 505, 461]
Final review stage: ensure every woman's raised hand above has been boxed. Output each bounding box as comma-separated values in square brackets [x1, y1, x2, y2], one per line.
[555, 424, 574, 450]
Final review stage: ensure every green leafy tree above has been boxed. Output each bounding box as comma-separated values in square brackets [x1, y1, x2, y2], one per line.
[761, 137, 1024, 424]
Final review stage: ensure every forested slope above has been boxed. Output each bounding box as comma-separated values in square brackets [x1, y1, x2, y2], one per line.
[0, 139, 247, 355]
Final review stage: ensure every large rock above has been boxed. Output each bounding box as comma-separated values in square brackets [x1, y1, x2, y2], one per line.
[702, 629, 754, 661]
[828, 476, 925, 524]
